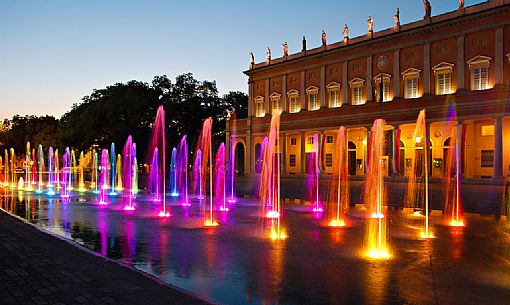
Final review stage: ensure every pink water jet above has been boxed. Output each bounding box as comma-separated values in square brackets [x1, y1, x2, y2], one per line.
[149, 106, 170, 218]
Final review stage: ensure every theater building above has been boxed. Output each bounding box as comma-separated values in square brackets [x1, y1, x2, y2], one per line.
[227, 0, 510, 182]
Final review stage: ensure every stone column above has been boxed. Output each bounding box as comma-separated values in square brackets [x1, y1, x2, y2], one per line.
[246, 120, 252, 175]
[495, 28, 504, 86]
[424, 43, 431, 94]
[320, 65, 326, 108]
[282, 133, 287, 174]
[366, 56, 373, 102]
[426, 121, 432, 177]
[300, 71, 306, 111]
[282, 74, 287, 112]
[265, 78, 270, 114]
[342, 61, 348, 105]
[457, 35, 465, 90]
[317, 131, 323, 173]
[300, 133, 306, 174]
[494, 116, 503, 178]
[248, 80, 254, 117]
[393, 50, 400, 99]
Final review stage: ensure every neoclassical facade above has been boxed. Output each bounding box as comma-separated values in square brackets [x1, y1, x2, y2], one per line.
[227, 0, 510, 181]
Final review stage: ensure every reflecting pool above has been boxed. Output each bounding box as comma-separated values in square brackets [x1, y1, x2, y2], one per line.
[2, 189, 510, 305]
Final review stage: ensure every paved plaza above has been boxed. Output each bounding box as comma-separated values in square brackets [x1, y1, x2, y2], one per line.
[0, 210, 213, 305]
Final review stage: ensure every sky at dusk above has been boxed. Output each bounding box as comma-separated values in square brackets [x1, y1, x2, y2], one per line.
[0, 0, 484, 119]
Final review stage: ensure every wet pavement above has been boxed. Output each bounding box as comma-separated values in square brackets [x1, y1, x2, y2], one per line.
[2, 189, 510, 305]
[0, 207, 213, 305]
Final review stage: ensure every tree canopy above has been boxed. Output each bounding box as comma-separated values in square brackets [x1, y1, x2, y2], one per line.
[0, 73, 248, 162]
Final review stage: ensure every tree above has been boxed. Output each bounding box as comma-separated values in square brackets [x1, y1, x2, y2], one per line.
[221, 91, 248, 119]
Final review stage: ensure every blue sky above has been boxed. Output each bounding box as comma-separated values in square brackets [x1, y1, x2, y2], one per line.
[0, 0, 484, 119]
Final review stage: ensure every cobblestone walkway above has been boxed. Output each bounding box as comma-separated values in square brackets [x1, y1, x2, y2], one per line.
[0, 210, 214, 305]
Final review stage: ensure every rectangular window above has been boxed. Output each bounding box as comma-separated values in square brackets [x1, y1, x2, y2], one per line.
[473, 67, 488, 91]
[329, 90, 339, 108]
[272, 99, 280, 112]
[481, 150, 494, 168]
[289, 97, 299, 113]
[309, 93, 319, 111]
[405, 77, 418, 99]
[325, 153, 333, 167]
[352, 87, 363, 105]
[377, 81, 390, 102]
[326, 135, 333, 143]
[289, 154, 296, 167]
[307, 136, 314, 145]
[290, 137, 297, 145]
[437, 72, 451, 95]
[481, 125, 495, 136]
[256, 102, 264, 117]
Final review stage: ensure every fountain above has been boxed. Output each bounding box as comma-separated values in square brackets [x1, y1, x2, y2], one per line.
[35, 145, 44, 194]
[25, 142, 32, 191]
[364, 119, 391, 259]
[194, 149, 204, 200]
[149, 148, 161, 202]
[328, 126, 349, 227]
[406, 110, 434, 238]
[196, 118, 218, 227]
[9, 148, 15, 188]
[98, 149, 109, 205]
[109, 143, 117, 196]
[122, 136, 135, 211]
[78, 151, 87, 192]
[214, 143, 228, 212]
[149, 106, 170, 217]
[260, 111, 286, 239]
[227, 109, 237, 203]
[444, 103, 464, 227]
[61, 148, 71, 198]
[169, 147, 179, 197]
[132, 144, 138, 196]
[115, 154, 123, 192]
[92, 150, 99, 194]
[47, 147, 55, 196]
[177, 136, 190, 206]
[54, 149, 60, 190]
[308, 133, 323, 212]
[70, 149, 76, 190]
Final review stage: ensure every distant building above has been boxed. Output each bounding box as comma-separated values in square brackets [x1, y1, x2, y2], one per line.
[227, 0, 510, 181]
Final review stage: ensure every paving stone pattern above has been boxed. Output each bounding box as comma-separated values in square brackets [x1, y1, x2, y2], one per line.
[0, 210, 214, 305]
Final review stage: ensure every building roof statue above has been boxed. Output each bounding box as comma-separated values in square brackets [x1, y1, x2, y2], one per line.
[302, 36, 307, 52]
[266, 47, 271, 65]
[249, 52, 254, 68]
[321, 30, 327, 46]
[367, 16, 374, 34]
[394, 8, 400, 30]
[343, 24, 349, 42]
[459, 0, 465, 9]
[282, 42, 288, 57]
[423, 0, 431, 19]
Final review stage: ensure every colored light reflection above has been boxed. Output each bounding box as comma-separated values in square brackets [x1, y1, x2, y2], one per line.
[328, 219, 346, 227]
[219, 206, 230, 212]
[124, 205, 135, 211]
[449, 219, 465, 227]
[266, 210, 280, 219]
[365, 248, 392, 260]
[204, 219, 219, 227]
[270, 227, 287, 240]
[419, 231, 435, 239]
[371, 212, 384, 219]
[158, 210, 170, 217]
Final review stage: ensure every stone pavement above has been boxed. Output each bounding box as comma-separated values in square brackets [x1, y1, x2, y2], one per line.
[0, 210, 215, 305]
